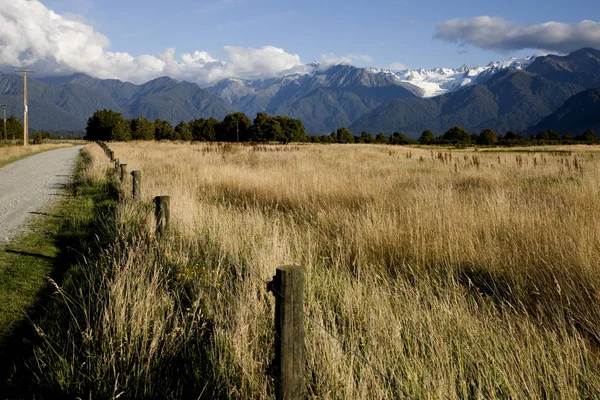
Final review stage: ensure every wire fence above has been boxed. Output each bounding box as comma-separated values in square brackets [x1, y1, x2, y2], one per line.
[243, 268, 416, 400]
[98, 141, 418, 399]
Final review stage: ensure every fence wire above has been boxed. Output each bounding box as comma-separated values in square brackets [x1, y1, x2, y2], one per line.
[101, 142, 418, 400]
[195, 279, 339, 398]
[242, 268, 417, 400]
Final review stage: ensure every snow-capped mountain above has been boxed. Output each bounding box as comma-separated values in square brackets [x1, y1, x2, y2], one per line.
[205, 55, 536, 102]
[202, 54, 537, 132]
[367, 56, 535, 97]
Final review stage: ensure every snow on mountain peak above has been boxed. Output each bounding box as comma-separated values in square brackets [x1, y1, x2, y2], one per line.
[206, 54, 537, 100]
[370, 54, 537, 97]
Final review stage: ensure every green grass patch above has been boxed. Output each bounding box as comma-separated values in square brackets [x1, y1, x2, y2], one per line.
[0, 149, 118, 396]
[0, 208, 61, 347]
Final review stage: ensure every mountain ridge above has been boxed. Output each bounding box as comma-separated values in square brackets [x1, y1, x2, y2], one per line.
[349, 68, 583, 136]
[1, 48, 599, 135]
[530, 87, 600, 134]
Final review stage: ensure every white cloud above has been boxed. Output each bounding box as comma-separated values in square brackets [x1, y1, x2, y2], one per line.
[435, 16, 600, 54]
[388, 62, 408, 70]
[0, 0, 310, 84]
[320, 53, 374, 66]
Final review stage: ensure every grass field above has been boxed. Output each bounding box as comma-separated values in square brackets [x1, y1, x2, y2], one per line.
[22, 142, 600, 399]
[0, 143, 73, 168]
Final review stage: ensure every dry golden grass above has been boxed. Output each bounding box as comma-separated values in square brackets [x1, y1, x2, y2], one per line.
[37, 142, 600, 399]
[0, 143, 73, 168]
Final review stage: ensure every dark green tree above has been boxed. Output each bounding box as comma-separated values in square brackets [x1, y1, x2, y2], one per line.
[500, 130, 525, 146]
[360, 131, 375, 144]
[112, 118, 131, 141]
[576, 129, 597, 143]
[219, 112, 252, 142]
[130, 117, 155, 141]
[547, 130, 560, 141]
[174, 121, 192, 141]
[33, 132, 43, 144]
[477, 128, 497, 145]
[443, 126, 471, 144]
[418, 130, 435, 145]
[6, 115, 23, 141]
[154, 119, 174, 140]
[390, 131, 410, 145]
[334, 127, 354, 143]
[375, 132, 389, 144]
[252, 113, 283, 142]
[274, 116, 306, 143]
[504, 130, 519, 141]
[190, 118, 219, 141]
[536, 130, 550, 141]
[263, 118, 283, 142]
[562, 132, 574, 143]
[251, 113, 270, 142]
[320, 134, 335, 143]
[85, 109, 129, 141]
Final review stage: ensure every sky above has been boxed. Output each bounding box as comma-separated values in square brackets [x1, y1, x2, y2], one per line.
[1, 0, 599, 84]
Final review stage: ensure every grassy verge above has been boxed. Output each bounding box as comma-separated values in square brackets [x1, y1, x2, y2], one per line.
[0, 143, 73, 168]
[0, 148, 118, 397]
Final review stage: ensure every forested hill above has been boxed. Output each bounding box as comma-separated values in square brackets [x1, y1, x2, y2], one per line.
[0, 73, 233, 132]
[530, 87, 600, 134]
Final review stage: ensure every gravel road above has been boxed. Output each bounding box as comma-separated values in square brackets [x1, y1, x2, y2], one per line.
[0, 146, 83, 244]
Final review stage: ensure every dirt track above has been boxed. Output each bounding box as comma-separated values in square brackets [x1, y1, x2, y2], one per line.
[0, 146, 83, 243]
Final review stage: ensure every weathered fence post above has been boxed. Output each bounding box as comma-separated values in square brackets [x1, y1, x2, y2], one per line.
[131, 170, 141, 199]
[120, 164, 128, 183]
[154, 195, 170, 235]
[109, 150, 114, 161]
[268, 265, 306, 400]
[114, 159, 120, 172]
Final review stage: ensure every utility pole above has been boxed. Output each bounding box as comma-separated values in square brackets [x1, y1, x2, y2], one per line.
[15, 69, 35, 146]
[0, 105, 6, 141]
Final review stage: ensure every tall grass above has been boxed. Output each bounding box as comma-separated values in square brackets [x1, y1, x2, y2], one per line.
[30, 142, 600, 399]
[0, 143, 72, 168]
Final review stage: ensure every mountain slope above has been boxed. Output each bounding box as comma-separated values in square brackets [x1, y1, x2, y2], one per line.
[530, 87, 600, 134]
[2, 73, 233, 131]
[350, 69, 582, 136]
[0, 72, 123, 130]
[128, 80, 233, 122]
[526, 48, 600, 89]
[207, 64, 418, 133]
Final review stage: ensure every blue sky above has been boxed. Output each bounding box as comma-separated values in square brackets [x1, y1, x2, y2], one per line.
[42, 0, 599, 69]
[1, 0, 599, 83]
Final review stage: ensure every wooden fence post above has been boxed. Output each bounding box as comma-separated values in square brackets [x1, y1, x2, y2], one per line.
[109, 150, 114, 161]
[120, 164, 128, 183]
[268, 265, 306, 400]
[154, 195, 170, 235]
[131, 170, 141, 199]
[114, 159, 120, 172]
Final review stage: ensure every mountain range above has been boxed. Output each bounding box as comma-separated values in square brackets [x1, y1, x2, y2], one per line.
[531, 87, 600, 134]
[0, 73, 233, 132]
[0, 48, 599, 137]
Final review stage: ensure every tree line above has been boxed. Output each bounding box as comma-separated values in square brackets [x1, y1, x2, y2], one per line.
[0, 115, 80, 143]
[84, 109, 598, 147]
[85, 110, 307, 143]
[309, 126, 599, 146]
